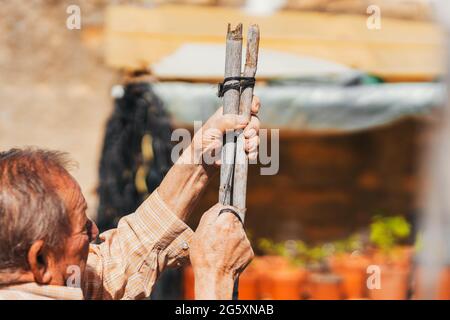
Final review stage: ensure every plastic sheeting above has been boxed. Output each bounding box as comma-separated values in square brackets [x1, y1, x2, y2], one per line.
[152, 43, 362, 81]
[153, 82, 445, 132]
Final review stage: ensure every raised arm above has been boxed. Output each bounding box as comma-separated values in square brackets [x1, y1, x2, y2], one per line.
[158, 96, 260, 222]
[83, 97, 260, 300]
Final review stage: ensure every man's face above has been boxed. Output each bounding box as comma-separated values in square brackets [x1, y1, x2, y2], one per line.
[49, 174, 99, 287]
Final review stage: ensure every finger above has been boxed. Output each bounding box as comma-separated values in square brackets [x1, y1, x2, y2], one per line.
[248, 151, 258, 161]
[245, 136, 259, 153]
[244, 128, 256, 139]
[216, 212, 239, 230]
[210, 113, 248, 134]
[216, 205, 243, 224]
[251, 96, 261, 115]
[244, 115, 260, 137]
[201, 202, 224, 223]
[203, 106, 223, 127]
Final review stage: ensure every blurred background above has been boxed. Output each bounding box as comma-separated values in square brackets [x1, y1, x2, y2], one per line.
[1, 0, 448, 300]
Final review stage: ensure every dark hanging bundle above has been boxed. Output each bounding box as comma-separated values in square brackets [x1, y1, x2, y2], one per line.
[97, 81, 173, 232]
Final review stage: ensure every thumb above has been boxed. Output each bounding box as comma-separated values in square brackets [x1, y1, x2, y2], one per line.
[209, 113, 249, 134]
[199, 202, 223, 224]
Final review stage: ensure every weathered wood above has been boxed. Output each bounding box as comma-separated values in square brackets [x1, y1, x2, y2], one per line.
[217, 23, 243, 301]
[233, 25, 260, 218]
[104, 5, 444, 81]
[219, 24, 242, 205]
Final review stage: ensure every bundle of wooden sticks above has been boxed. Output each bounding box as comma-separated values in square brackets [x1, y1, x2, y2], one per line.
[219, 23, 260, 219]
[218, 23, 260, 300]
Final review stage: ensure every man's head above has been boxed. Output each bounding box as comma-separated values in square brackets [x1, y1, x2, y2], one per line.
[0, 148, 98, 287]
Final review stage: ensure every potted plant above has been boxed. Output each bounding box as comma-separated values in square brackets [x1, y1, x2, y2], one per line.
[257, 239, 308, 300]
[308, 272, 343, 300]
[306, 244, 343, 300]
[368, 215, 412, 300]
[328, 234, 370, 299]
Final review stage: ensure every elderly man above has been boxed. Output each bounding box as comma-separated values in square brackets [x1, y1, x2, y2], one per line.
[0, 98, 261, 300]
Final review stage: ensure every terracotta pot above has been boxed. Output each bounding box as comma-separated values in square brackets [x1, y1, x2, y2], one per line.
[368, 264, 410, 300]
[371, 246, 414, 268]
[438, 267, 450, 300]
[253, 256, 291, 299]
[268, 267, 308, 300]
[393, 246, 414, 269]
[308, 273, 343, 300]
[183, 264, 195, 300]
[367, 247, 413, 300]
[329, 254, 370, 299]
[238, 266, 259, 300]
[257, 270, 274, 299]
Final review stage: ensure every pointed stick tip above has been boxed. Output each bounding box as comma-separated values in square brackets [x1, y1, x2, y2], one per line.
[248, 24, 260, 37]
[227, 23, 243, 40]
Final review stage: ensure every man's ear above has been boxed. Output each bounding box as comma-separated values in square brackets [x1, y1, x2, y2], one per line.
[28, 240, 52, 284]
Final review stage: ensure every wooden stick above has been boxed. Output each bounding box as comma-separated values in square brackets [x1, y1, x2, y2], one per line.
[219, 24, 243, 205]
[233, 25, 260, 220]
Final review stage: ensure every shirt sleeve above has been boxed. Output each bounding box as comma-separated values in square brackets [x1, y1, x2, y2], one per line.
[82, 189, 194, 300]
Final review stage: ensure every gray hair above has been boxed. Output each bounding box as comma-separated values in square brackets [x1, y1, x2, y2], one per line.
[0, 148, 73, 274]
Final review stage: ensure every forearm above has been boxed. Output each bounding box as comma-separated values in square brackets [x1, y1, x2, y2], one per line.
[194, 270, 234, 300]
[158, 145, 215, 221]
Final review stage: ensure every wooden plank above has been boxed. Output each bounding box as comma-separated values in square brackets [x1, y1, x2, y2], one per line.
[104, 4, 444, 81]
[285, 0, 433, 21]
